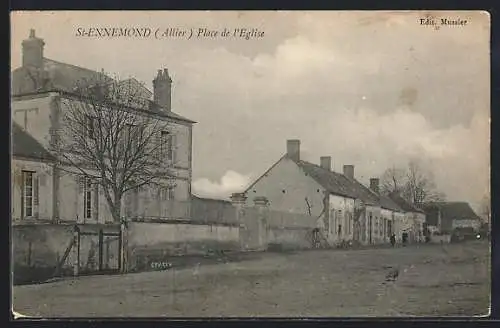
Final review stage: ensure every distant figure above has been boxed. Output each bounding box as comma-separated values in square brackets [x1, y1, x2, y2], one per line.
[390, 233, 396, 247]
[311, 228, 320, 248]
[402, 232, 408, 246]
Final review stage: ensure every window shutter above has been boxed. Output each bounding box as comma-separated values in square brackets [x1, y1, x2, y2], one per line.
[33, 173, 39, 217]
[171, 134, 177, 163]
[93, 183, 99, 221]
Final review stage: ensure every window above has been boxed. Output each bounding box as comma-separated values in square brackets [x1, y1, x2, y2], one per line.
[338, 210, 343, 235]
[126, 124, 140, 153]
[348, 213, 352, 234]
[160, 186, 175, 201]
[330, 209, 336, 234]
[168, 187, 175, 200]
[159, 131, 173, 161]
[22, 171, 35, 217]
[83, 178, 93, 219]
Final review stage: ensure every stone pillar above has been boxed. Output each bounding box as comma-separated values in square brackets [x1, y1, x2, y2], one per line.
[230, 193, 247, 223]
[230, 193, 248, 250]
[253, 196, 270, 251]
[120, 221, 129, 273]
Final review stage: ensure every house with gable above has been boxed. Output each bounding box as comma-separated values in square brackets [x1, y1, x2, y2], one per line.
[11, 29, 195, 224]
[422, 201, 482, 237]
[242, 139, 395, 246]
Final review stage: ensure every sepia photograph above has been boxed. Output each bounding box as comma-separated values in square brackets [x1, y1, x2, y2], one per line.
[10, 10, 491, 318]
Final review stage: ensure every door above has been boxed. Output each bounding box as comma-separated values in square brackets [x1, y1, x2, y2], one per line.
[368, 213, 373, 244]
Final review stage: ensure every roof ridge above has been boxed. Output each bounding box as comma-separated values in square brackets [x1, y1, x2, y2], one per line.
[43, 58, 111, 77]
[12, 123, 55, 161]
[244, 154, 288, 193]
[297, 159, 344, 176]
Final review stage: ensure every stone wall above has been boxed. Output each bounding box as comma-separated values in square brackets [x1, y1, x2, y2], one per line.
[125, 221, 240, 272]
[12, 223, 121, 284]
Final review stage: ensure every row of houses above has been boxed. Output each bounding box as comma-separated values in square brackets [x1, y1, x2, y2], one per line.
[11, 30, 483, 248]
[236, 139, 427, 246]
[237, 138, 484, 245]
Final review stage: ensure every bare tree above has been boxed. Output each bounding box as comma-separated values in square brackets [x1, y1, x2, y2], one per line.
[402, 159, 445, 206]
[380, 166, 406, 194]
[380, 159, 445, 207]
[55, 72, 178, 223]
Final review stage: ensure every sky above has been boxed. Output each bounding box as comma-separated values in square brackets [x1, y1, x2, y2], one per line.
[10, 11, 490, 212]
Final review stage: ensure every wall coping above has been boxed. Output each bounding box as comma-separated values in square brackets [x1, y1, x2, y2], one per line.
[230, 192, 248, 203]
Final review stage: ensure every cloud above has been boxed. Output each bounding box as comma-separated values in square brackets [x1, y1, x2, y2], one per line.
[192, 170, 252, 199]
[10, 11, 490, 212]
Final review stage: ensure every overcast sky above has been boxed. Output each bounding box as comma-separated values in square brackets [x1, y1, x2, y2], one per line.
[11, 11, 490, 211]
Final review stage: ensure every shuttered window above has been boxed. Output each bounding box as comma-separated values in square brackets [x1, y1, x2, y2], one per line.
[22, 170, 36, 218]
[83, 177, 93, 219]
[158, 131, 176, 162]
[348, 212, 352, 235]
[160, 186, 175, 201]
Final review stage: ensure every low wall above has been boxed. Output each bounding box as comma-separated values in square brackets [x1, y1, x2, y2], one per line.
[264, 210, 316, 251]
[266, 227, 313, 251]
[12, 223, 121, 284]
[126, 222, 240, 271]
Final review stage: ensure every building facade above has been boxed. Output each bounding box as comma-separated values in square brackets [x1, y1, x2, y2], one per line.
[242, 139, 427, 246]
[422, 201, 482, 234]
[11, 30, 195, 224]
[242, 139, 402, 246]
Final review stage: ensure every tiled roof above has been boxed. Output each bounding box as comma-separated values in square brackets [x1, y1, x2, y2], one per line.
[295, 160, 380, 205]
[42, 58, 114, 91]
[11, 59, 195, 124]
[377, 194, 404, 212]
[388, 192, 425, 213]
[12, 123, 55, 161]
[147, 101, 196, 123]
[423, 202, 480, 221]
[11, 59, 112, 95]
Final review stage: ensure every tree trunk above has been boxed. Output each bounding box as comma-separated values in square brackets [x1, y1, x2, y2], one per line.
[112, 193, 122, 222]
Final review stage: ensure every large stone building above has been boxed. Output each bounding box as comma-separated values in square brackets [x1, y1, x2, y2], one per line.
[11, 29, 195, 224]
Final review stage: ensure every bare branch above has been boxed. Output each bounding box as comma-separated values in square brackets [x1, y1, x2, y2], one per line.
[380, 159, 446, 207]
[56, 71, 180, 222]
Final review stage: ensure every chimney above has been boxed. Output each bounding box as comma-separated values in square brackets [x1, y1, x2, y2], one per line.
[286, 139, 300, 161]
[370, 178, 380, 194]
[320, 156, 332, 171]
[152, 68, 172, 111]
[343, 165, 354, 180]
[22, 29, 45, 68]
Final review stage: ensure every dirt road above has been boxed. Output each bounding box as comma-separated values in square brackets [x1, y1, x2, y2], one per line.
[13, 241, 490, 317]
